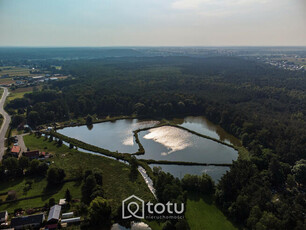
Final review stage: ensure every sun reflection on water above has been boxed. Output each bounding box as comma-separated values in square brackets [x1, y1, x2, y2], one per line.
[143, 126, 192, 155]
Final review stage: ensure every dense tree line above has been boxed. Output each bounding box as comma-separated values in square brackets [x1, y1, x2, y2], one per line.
[5, 56, 306, 229]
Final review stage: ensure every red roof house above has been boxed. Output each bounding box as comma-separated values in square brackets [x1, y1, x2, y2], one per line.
[11, 146, 21, 154]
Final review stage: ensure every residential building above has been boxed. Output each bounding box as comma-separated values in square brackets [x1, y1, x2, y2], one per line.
[11, 146, 20, 155]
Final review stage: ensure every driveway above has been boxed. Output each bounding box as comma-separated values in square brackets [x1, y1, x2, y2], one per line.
[17, 134, 28, 157]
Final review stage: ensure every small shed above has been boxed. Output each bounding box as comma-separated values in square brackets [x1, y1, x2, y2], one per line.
[59, 198, 67, 206]
[61, 217, 80, 224]
[61, 212, 74, 219]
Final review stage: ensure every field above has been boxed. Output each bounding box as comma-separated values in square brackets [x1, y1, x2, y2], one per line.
[0, 66, 31, 77]
[6, 87, 34, 103]
[185, 193, 237, 230]
[0, 179, 81, 213]
[21, 135, 154, 213]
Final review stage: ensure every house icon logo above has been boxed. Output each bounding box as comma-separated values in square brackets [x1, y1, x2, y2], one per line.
[122, 195, 145, 219]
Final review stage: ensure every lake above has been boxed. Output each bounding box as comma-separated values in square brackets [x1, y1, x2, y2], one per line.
[150, 164, 230, 182]
[173, 116, 241, 146]
[58, 119, 159, 153]
[58, 117, 239, 181]
[137, 126, 237, 164]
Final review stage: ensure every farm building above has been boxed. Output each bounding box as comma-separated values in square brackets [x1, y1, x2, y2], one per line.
[47, 205, 62, 224]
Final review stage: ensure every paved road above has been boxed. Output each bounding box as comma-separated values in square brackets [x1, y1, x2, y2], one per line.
[0, 87, 11, 160]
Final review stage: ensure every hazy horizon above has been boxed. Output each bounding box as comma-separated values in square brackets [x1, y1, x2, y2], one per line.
[1, 0, 306, 47]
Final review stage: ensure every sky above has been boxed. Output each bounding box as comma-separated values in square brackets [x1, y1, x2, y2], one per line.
[0, 0, 305, 46]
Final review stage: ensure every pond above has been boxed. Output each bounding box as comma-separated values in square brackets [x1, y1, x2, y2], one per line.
[173, 116, 241, 146]
[150, 164, 230, 182]
[137, 126, 237, 164]
[58, 119, 159, 153]
[58, 117, 239, 180]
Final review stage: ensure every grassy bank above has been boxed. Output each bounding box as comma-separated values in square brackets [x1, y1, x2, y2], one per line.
[185, 193, 237, 230]
[0, 134, 155, 214]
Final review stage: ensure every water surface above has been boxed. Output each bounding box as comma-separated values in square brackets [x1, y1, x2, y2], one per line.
[150, 164, 230, 182]
[58, 117, 239, 180]
[174, 116, 241, 146]
[58, 119, 158, 153]
[137, 126, 238, 164]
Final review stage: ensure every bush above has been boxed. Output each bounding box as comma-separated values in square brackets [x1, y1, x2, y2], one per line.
[7, 190, 17, 201]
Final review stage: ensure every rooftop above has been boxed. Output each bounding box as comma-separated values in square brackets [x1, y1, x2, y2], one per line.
[11, 214, 44, 228]
[48, 205, 61, 222]
[11, 146, 20, 153]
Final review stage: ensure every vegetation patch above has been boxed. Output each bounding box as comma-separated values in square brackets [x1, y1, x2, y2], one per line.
[23, 134, 155, 214]
[185, 193, 237, 230]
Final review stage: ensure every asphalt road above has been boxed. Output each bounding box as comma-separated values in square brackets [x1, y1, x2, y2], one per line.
[0, 87, 11, 160]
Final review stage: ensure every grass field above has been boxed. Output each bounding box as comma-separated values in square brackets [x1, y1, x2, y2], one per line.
[21, 135, 154, 214]
[0, 78, 14, 85]
[0, 180, 82, 213]
[0, 66, 31, 76]
[7, 87, 33, 102]
[185, 193, 237, 230]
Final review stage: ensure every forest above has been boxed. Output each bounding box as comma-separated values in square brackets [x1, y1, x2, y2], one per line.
[6, 55, 306, 229]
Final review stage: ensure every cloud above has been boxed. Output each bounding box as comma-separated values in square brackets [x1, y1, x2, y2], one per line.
[171, 0, 270, 10]
[171, 0, 212, 10]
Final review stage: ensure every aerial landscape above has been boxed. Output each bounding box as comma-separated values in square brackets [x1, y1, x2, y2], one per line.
[0, 0, 305, 230]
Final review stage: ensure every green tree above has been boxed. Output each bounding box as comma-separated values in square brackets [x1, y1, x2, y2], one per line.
[247, 206, 262, 229]
[292, 159, 306, 185]
[129, 156, 138, 180]
[86, 115, 93, 126]
[65, 188, 72, 203]
[3, 157, 19, 172]
[82, 174, 97, 204]
[93, 168, 103, 186]
[89, 196, 111, 226]
[256, 211, 281, 230]
[47, 167, 66, 186]
[49, 198, 56, 207]
[18, 156, 29, 170]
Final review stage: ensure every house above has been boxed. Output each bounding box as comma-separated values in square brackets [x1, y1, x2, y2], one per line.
[0, 211, 8, 223]
[47, 205, 61, 224]
[11, 146, 20, 155]
[10, 213, 45, 230]
[24, 150, 39, 160]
